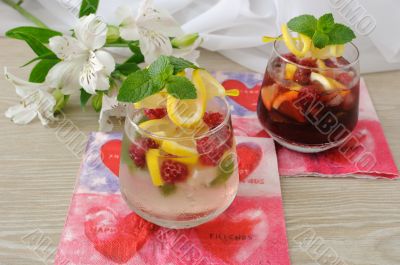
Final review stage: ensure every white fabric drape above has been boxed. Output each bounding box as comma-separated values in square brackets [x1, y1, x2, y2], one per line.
[1, 0, 400, 73]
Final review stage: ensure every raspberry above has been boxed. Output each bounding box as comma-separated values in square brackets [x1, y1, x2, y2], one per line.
[140, 138, 159, 149]
[144, 108, 167, 119]
[324, 59, 338, 68]
[129, 144, 146, 168]
[298, 58, 317, 68]
[282, 53, 298, 63]
[336, 56, 350, 66]
[293, 68, 311, 85]
[298, 85, 321, 111]
[196, 126, 233, 166]
[336, 72, 353, 86]
[203, 112, 224, 129]
[128, 138, 159, 167]
[161, 160, 189, 184]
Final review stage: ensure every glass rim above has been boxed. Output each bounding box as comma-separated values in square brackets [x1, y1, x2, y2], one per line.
[273, 38, 360, 70]
[125, 96, 232, 141]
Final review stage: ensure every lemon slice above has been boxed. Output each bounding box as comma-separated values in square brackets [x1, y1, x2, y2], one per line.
[138, 118, 173, 140]
[196, 69, 239, 98]
[161, 140, 198, 157]
[311, 72, 346, 91]
[146, 149, 164, 186]
[281, 24, 311, 57]
[330, 45, 345, 57]
[167, 69, 207, 128]
[134, 92, 167, 109]
[285, 63, 297, 80]
[310, 72, 333, 90]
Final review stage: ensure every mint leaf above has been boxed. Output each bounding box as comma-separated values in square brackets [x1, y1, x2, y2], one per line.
[328, 23, 356, 44]
[210, 153, 235, 186]
[168, 56, 198, 74]
[287, 15, 317, 38]
[6, 27, 61, 43]
[317, 13, 335, 33]
[148, 55, 173, 79]
[80, 88, 92, 107]
[79, 0, 99, 17]
[166, 76, 197, 99]
[312, 31, 330, 49]
[117, 70, 163, 103]
[159, 184, 177, 196]
[115, 62, 140, 76]
[29, 59, 60, 83]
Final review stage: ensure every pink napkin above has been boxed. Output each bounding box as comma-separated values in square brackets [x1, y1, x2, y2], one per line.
[55, 134, 291, 265]
[217, 72, 398, 179]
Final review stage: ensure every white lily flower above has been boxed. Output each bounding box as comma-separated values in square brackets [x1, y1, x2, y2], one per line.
[47, 14, 115, 95]
[4, 68, 56, 126]
[172, 36, 202, 63]
[116, 0, 184, 64]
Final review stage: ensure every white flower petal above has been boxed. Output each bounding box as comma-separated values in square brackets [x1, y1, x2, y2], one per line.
[74, 14, 107, 50]
[4, 68, 47, 97]
[137, 0, 183, 37]
[46, 60, 82, 95]
[95, 50, 115, 75]
[120, 26, 140, 41]
[49, 35, 86, 60]
[139, 29, 172, 64]
[5, 104, 37, 125]
[96, 73, 110, 91]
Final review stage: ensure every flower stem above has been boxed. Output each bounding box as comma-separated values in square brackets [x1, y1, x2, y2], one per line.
[2, 0, 48, 28]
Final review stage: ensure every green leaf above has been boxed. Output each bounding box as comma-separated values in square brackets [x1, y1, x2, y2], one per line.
[210, 153, 235, 186]
[79, 0, 99, 17]
[115, 63, 140, 76]
[22, 53, 58, 67]
[53, 89, 69, 113]
[167, 56, 198, 74]
[317, 13, 335, 33]
[287, 14, 318, 38]
[328, 23, 356, 45]
[80, 88, 92, 107]
[148, 56, 173, 78]
[312, 31, 330, 49]
[6, 27, 61, 43]
[29, 59, 60, 83]
[166, 76, 197, 99]
[91, 92, 103, 112]
[126, 42, 144, 64]
[9, 32, 54, 56]
[117, 70, 162, 103]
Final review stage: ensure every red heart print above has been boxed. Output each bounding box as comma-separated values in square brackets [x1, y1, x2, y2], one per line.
[222, 79, 261, 111]
[84, 207, 158, 264]
[194, 209, 268, 264]
[237, 142, 263, 181]
[100, 139, 122, 177]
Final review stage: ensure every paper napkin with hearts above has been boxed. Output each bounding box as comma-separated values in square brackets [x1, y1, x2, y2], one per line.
[215, 71, 398, 179]
[55, 134, 291, 265]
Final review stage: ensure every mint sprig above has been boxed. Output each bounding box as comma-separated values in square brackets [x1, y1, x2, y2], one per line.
[287, 13, 356, 49]
[117, 56, 199, 103]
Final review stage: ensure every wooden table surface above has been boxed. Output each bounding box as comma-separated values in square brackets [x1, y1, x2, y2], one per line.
[0, 38, 399, 265]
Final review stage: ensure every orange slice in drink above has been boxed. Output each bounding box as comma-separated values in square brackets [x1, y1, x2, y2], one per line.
[261, 84, 279, 111]
[272, 91, 305, 122]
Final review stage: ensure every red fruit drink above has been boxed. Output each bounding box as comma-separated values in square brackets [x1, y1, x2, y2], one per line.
[257, 40, 360, 152]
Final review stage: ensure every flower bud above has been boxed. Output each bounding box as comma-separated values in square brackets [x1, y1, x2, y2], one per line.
[106, 25, 120, 43]
[52, 89, 69, 113]
[171, 33, 199, 48]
